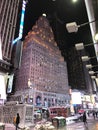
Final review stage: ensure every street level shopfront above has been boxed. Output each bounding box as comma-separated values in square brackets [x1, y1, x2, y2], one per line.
[7, 90, 71, 108]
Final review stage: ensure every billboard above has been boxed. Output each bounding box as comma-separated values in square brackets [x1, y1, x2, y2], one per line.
[0, 74, 6, 99]
[71, 92, 82, 104]
[6, 74, 14, 94]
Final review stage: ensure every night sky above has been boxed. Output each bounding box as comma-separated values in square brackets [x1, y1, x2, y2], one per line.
[15, 0, 96, 64]
[17, 0, 92, 42]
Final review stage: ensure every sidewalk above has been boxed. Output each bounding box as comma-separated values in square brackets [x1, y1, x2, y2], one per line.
[5, 123, 15, 130]
[4, 123, 34, 130]
[4, 119, 48, 130]
[4, 116, 97, 130]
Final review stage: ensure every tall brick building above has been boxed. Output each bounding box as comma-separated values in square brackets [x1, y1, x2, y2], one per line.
[13, 16, 70, 107]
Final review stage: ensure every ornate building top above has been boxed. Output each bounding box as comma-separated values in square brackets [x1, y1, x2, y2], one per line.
[24, 16, 57, 49]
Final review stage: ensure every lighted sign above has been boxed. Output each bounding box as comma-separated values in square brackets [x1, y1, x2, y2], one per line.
[12, 0, 26, 44]
[7, 74, 14, 93]
[0, 74, 6, 99]
[71, 92, 82, 104]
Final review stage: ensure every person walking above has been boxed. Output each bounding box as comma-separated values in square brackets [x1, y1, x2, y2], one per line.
[93, 111, 96, 120]
[83, 112, 87, 126]
[16, 113, 20, 130]
[95, 111, 98, 118]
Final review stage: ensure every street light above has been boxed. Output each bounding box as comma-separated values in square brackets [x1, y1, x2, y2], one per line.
[89, 71, 98, 75]
[75, 42, 98, 51]
[91, 76, 96, 79]
[89, 71, 95, 75]
[66, 19, 98, 63]
[66, 20, 97, 33]
[81, 56, 96, 62]
[66, 22, 79, 33]
[86, 64, 93, 69]
[72, 0, 78, 3]
[94, 33, 98, 41]
[86, 64, 98, 69]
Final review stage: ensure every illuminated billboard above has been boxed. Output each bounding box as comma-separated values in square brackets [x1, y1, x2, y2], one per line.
[0, 74, 6, 99]
[71, 92, 82, 104]
[7, 74, 14, 94]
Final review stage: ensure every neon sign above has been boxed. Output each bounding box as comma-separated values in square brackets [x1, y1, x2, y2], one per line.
[12, 0, 27, 44]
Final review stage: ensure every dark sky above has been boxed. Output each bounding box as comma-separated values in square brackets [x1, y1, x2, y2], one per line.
[24, 0, 92, 42]
[16, 0, 92, 42]
[16, 0, 97, 64]
[25, 1, 93, 49]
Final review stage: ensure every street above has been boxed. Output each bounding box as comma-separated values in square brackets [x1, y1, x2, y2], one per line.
[4, 116, 98, 130]
[59, 117, 98, 130]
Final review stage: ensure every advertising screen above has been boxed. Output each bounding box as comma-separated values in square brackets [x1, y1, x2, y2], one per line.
[0, 74, 6, 99]
[71, 92, 82, 104]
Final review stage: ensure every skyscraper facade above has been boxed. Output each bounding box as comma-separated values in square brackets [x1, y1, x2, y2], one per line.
[67, 47, 94, 93]
[0, 0, 20, 102]
[0, 0, 20, 69]
[12, 16, 70, 107]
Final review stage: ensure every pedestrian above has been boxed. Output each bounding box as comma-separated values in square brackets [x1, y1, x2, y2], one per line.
[95, 111, 97, 118]
[46, 110, 50, 120]
[83, 112, 87, 126]
[16, 113, 20, 130]
[93, 111, 95, 120]
[87, 111, 89, 117]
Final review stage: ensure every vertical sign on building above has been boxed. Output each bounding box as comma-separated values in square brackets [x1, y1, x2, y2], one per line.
[7, 74, 14, 94]
[12, 0, 27, 44]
